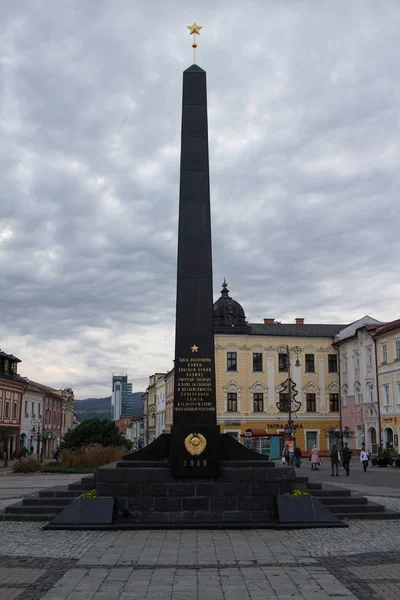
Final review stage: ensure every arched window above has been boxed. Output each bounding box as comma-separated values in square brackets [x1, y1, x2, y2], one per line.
[12, 402, 17, 420]
[5, 402, 10, 419]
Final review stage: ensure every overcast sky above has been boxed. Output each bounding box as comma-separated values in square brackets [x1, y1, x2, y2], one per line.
[1, 0, 400, 399]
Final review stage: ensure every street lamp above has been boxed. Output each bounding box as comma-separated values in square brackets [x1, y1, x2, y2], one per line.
[31, 417, 44, 460]
[277, 345, 302, 437]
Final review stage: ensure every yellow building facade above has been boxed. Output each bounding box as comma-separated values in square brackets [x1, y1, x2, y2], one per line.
[372, 319, 400, 450]
[215, 332, 341, 455]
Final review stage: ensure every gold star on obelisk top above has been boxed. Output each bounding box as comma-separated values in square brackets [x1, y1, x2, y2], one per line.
[187, 22, 202, 64]
[191, 344, 199, 353]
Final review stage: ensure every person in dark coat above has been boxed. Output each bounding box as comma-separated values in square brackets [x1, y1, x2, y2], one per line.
[294, 447, 302, 468]
[330, 445, 339, 476]
[341, 443, 352, 476]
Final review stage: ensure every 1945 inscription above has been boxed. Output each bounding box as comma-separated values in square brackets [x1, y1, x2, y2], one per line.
[175, 356, 215, 413]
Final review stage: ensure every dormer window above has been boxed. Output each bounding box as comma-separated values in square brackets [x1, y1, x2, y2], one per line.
[9, 361, 16, 374]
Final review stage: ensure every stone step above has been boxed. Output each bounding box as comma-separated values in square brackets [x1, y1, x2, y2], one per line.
[1, 513, 57, 522]
[39, 489, 80, 498]
[306, 483, 322, 490]
[318, 496, 368, 506]
[337, 512, 400, 520]
[68, 482, 95, 491]
[328, 504, 385, 514]
[23, 497, 72, 507]
[5, 503, 64, 515]
[310, 489, 351, 497]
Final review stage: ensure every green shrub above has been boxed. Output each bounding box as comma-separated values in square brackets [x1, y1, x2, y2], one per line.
[13, 456, 42, 473]
[62, 419, 130, 450]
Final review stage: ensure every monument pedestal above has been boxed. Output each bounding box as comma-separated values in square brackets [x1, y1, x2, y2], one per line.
[97, 438, 294, 528]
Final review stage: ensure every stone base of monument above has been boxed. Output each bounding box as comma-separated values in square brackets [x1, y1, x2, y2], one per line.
[96, 460, 292, 529]
[82, 433, 293, 529]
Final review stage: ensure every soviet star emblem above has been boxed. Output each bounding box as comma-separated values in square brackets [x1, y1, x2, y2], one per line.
[191, 344, 199, 353]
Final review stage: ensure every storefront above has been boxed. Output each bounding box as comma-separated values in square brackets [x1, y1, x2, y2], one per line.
[381, 416, 399, 452]
[238, 429, 284, 459]
[222, 418, 340, 455]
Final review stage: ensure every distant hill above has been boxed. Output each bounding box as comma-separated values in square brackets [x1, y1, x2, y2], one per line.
[74, 392, 144, 422]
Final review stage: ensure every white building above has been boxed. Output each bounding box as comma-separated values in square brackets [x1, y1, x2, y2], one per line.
[155, 376, 166, 438]
[335, 316, 382, 451]
[20, 384, 44, 454]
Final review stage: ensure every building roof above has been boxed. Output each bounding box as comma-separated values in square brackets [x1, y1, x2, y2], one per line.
[0, 350, 21, 362]
[213, 281, 251, 334]
[370, 318, 400, 337]
[249, 323, 346, 337]
[0, 371, 28, 385]
[25, 379, 64, 401]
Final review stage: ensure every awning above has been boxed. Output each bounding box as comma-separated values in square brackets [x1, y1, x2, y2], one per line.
[240, 429, 268, 437]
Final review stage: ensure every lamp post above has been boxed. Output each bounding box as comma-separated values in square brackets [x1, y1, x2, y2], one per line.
[31, 417, 44, 460]
[277, 345, 302, 437]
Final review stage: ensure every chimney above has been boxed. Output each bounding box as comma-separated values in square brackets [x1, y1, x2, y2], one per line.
[264, 318, 275, 324]
[295, 318, 304, 325]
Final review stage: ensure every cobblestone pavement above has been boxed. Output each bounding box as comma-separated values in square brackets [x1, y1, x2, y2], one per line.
[1, 497, 400, 598]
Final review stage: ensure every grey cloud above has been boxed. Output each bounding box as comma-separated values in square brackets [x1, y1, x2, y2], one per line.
[1, 0, 400, 396]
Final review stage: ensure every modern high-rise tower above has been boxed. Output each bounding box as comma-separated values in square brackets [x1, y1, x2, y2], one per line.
[111, 374, 133, 420]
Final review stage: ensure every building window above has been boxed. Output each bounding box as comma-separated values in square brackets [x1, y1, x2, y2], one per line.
[38, 403, 41, 417]
[343, 390, 348, 407]
[381, 343, 388, 364]
[384, 384, 391, 406]
[253, 393, 263, 412]
[355, 389, 360, 405]
[328, 354, 337, 373]
[32, 402, 35, 415]
[369, 386, 374, 403]
[279, 392, 290, 412]
[305, 354, 315, 373]
[306, 393, 316, 412]
[329, 393, 339, 412]
[25, 401, 28, 415]
[0, 400, 2, 419]
[397, 382, 400, 405]
[252, 353, 263, 372]
[356, 425, 362, 449]
[355, 355, 360, 370]
[227, 393, 237, 412]
[306, 431, 318, 451]
[5, 402, 10, 419]
[395, 339, 400, 361]
[227, 352, 237, 372]
[278, 353, 288, 372]
[12, 402, 17, 420]
[367, 347, 372, 367]
[342, 359, 347, 373]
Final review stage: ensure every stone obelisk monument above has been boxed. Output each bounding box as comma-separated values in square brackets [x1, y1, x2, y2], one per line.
[170, 24, 221, 476]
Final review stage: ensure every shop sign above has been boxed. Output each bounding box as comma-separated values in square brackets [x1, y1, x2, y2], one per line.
[224, 421, 241, 426]
[266, 423, 303, 429]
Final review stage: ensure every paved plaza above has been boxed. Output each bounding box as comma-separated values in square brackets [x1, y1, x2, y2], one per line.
[0, 470, 400, 599]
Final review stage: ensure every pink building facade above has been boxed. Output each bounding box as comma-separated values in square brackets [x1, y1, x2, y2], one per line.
[335, 316, 381, 453]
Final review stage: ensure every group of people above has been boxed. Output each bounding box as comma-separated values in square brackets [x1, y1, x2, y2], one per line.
[281, 443, 371, 476]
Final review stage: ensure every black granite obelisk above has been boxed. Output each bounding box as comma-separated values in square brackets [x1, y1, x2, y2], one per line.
[170, 64, 221, 476]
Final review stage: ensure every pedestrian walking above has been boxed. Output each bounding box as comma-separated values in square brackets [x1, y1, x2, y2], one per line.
[341, 443, 352, 476]
[330, 445, 339, 476]
[282, 444, 290, 465]
[294, 447, 302, 468]
[360, 446, 369, 472]
[310, 445, 320, 471]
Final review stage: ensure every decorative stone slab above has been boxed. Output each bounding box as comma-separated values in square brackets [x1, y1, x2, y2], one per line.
[276, 496, 347, 528]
